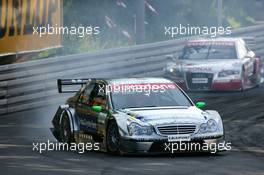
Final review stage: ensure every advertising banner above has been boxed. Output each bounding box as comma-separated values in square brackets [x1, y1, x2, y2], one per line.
[0, 0, 61, 55]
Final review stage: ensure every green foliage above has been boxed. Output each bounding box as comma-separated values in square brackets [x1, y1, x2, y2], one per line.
[226, 16, 241, 28]
[31, 48, 58, 60]
[61, 0, 264, 54]
[62, 34, 129, 55]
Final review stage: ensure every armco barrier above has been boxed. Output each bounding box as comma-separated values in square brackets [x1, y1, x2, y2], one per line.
[0, 24, 264, 114]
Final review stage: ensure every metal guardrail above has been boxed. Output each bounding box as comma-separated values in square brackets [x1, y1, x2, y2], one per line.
[0, 24, 264, 115]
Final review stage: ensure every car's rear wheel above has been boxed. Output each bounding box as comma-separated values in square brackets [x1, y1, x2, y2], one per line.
[241, 68, 247, 91]
[60, 113, 72, 144]
[252, 60, 262, 85]
[106, 121, 121, 154]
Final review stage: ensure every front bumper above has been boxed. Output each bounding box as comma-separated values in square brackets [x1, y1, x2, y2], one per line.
[119, 135, 225, 154]
[212, 80, 242, 91]
[165, 73, 242, 91]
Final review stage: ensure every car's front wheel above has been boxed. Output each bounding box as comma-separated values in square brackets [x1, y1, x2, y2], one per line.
[252, 60, 262, 85]
[106, 121, 121, 154]
[60, 112, 73, 144]
[241, 68, 247, 91]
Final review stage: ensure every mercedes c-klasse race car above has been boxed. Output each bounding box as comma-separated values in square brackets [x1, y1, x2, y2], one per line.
[51, 78, 225, 154]
[164, 37, 262, 91]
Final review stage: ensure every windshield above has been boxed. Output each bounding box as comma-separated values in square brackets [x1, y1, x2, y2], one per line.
[180, 42, 237, 60]
[111, 83, 192, 109]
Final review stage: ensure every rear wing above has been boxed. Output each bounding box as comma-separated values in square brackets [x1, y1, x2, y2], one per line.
[57, 79, 92, 93]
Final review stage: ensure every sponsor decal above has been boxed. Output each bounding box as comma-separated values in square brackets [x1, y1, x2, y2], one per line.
[99, 83, 179, 96]
[187, 67, 213, 72]
[192, 78, 208, 84]
[111, 83, 177, 92]
[97, 113, 107, 124]
[167, 134, 191, 142]
[0, 0, 61, 54]
[79, 117, 97, 132]
[187, 41, 235, 46]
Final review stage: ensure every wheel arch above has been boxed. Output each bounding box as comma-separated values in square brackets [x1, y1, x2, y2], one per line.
[60, 107, 80, 134]
[52, 105, 80, 139]
[106, 114, 128, 137]
[205, 110, 224, 136]
[105, 116, 117, 133]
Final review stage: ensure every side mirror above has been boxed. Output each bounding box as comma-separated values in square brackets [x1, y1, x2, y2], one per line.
[246, 51, 255, 58]
[92, 105, 102, 112]
[195, 102, 206, 109]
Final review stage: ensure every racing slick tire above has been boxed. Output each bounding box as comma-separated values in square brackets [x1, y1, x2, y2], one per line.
[241, 68, 247, 91]
[106, 121, 121, 154]
[60, 112, 74, 144]
[251, 60, 262, 86]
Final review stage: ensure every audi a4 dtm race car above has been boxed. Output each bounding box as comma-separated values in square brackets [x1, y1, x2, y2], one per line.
[51, 78, 225, 154]
[164, 37, 262, 91]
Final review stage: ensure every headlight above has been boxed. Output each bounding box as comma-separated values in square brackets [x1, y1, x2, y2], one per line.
[128, 122, 153, 136]
[166, 67, 184, 77]
[199, 123, 208, 133]
[207, 119, 218, 132]
[218, 70, 240, 77]
[165, 67, 174, 73]
[199, 119, 218, 133]
[169, 68, 174, 73]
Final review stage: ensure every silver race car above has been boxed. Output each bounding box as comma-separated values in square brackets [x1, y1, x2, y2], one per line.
[51, 78, 225, 154]
[164, 38, 262, 91]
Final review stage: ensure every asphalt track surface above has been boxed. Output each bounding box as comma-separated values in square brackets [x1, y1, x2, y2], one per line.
[0, 85, 264, 175]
